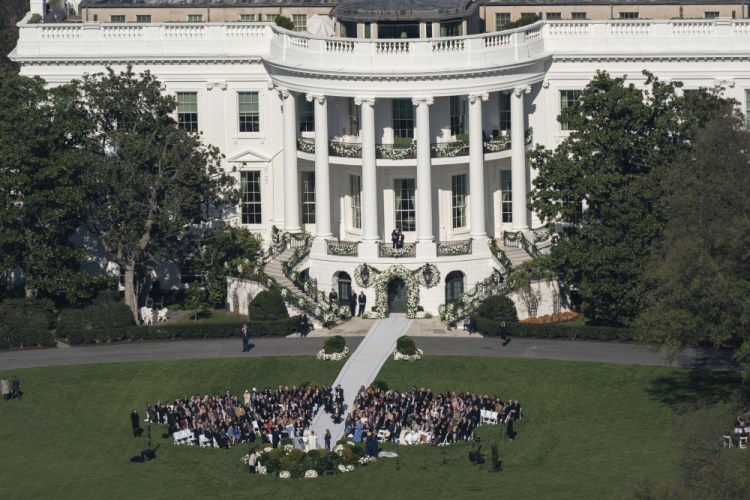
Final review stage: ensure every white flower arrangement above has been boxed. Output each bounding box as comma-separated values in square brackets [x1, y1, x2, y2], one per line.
[257, 465, 268, 475]
[393, 347, 423, 361]
[283, 444, 294, 453]
[436, 239, 473, 256]
[297, 136, 316, 154]
[279, 471, 291, 479]
[377, 142, 415, 160]
[316, 346, 349, 361]
[333, 444, 344, 456]
[326, 240, 359, 256]
[358, 456, 377, 465]
[414, 311, 427, 319]
[431, 142, 467, 158]
[483, 139, 510, 152]
[338, 464, 355, 473]
[304, 470, 319, 478]
[330, 141, 362, 158]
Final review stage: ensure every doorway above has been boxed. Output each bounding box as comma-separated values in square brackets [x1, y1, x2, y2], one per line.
[388, 278, 407, 313]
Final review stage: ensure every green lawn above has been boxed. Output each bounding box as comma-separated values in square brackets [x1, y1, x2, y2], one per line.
[0, 357, 737, 499]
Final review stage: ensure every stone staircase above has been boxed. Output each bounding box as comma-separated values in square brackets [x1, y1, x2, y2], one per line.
[496, 239, 534, 268]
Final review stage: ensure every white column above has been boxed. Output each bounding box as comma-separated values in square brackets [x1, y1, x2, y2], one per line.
[356, 97, 379, 248]
[468, 93, 488, 239]
[511, 85, 530, 230]
[308, 94, 332, 239]
[280, 88, 301, 233]
[413, 96, 434, 243]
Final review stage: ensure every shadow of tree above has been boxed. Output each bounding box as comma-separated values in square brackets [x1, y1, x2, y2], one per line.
[647, 368, 745, 408]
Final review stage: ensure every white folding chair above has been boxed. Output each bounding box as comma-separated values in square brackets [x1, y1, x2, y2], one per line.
[723, 435, 734, 448]
[252, 420, 260, 434]
[740, 436, 748, 449]
[486, 411, 499, 425]
[377, 430, 388, 443]
[480, 409, 488, 424]
[173, 430, 190, 445]
[199, 434, 213, 448]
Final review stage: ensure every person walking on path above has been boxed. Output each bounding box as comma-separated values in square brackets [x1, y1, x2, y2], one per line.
[1, 376, 9, 401]
[11, 375, 20, 400]
[349, 291, 357, 317]
[241, 324, 251, 352]
[324, 429, 332, 451]
[358, 291, 367, 317]
[500, 320, 510, 346]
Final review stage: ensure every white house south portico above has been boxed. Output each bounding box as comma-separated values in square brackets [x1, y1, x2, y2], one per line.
[12, 0, 750, 320]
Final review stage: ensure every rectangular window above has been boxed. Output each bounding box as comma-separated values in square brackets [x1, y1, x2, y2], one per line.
[265, 14, 277, 22]
[136, 15, 151, 23]
[110, 15, 125, 22]
[238, 92, 260, 133]
[176, 92, 198, 132]
[498, 92, 511, 133]
[348, 98, 359, 135]
[394, 178, 416, 232]
[392, 99, 414, 140]
[301, 172, 315, 224]
[495, 13, 510, 30]
[187, 14, 203, 22]
[350, 175, 362, 229]
[451, 174, 467, 229]
[292, 14, 307, 32]
[180, 260, 204, 284]
[299, 98, 314, 133]
[239, 14, 257, 21]
[705, 12, 720, 19]
[619, 12, 639, 19]
[450, 96, 466, 136]
[546, 13, 562, 20]
[560, 90, 582, 131]
[364, 23, 372, 39]
[500, 170, 512, 224]
[745, 90, 750, 128]
[571, 12, 587, 20]
[240, 171, 262, 225]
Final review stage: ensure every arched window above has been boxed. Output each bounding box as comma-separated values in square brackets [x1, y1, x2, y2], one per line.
[335, 271, 352, 305]
[445, 271, 464, 304]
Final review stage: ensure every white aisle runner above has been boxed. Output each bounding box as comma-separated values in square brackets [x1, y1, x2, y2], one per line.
[309, 315, 412, 446]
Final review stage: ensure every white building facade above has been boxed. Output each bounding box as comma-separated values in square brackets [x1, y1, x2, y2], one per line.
[10, 11, 750, 318]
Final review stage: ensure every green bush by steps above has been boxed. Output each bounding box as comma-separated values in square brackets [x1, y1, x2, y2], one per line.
[247, 290, 289, 320]
[65, 316, 299, 345]
[323, 335, 346, 354]
[471, 316, 635, 342]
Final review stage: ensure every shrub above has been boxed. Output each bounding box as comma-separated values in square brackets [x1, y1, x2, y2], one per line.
[287, 448, 305, 461]
[57, 295, 134, 339]
[275, 15, 295, 31]
[472, 317, 635, 342]
[0, 298, 56, 349]
[371, 379, 388, 391]
[396, 336, 417, 355]
[279, 437, 294, 447]
[474, 295, 518, 322]
[29, 13, 42, 23]
[306, 449, 321, 459]
[323, 335, 346, 354]
[247, 290, 289, 320]
[501, 14, 540, 31]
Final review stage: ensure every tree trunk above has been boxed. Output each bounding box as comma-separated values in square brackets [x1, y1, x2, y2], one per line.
[123, 264, 140, 325]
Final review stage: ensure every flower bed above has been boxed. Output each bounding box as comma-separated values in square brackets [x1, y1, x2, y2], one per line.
[520, 311, 579, 324]
[245, 440, 367, 478]
[317, 346, 349, 361]
[393, 347, 423, 361]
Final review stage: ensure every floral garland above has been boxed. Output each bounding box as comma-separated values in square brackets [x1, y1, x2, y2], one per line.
[489, 238, 514, 272]
[245, 440, 366, 478]
[483, 139, 510, 152]
[326, 240, 359, 256]
[354, 264, 440, 319]
[393, 347, 423, 361]
[378, 242, 416, 258]
[431, 141, 467, 158]
[297, 136, 315, 154]
[438, 267, 508, 325]
[330, 142, 362, 158]
[316, 346, 349, 361]
[376, 142, 415, 160]
[436, 239, 472, 256]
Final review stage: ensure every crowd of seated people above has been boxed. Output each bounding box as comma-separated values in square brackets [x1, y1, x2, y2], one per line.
[343, 386, 521, 445]
[146, 385, 343, 449]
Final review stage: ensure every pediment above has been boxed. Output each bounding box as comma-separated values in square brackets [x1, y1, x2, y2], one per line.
[227, 149, 270, 163]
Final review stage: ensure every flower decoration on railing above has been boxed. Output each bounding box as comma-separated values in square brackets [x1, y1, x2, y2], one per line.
[438, 268, 508, 325]
[431, 141, 467, 158]
[376, 142, 416, 160]
[436, 239, 472, 256]
[489, 238, 515, 272]
[297, 136, 315, 154]
[484, 139, 510, 152]
[378, 242, 416, 258]
[326, 239, 359, 256]
[330, 141, 362, 158]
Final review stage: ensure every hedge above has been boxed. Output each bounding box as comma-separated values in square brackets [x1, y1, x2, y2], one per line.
[471, 316, 636, 342]
[66, 316, 300, 345]
[247, 290, 289, 320]
[0, 298, 56, 349]
[57, 299, 135, 339]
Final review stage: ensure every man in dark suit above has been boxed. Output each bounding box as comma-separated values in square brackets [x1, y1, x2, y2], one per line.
[349, 291, 357, 317]
[131, 409, 142, 437]
[241, 323, 250, 352]
[358, 291, 367, 317]
[391, 227, 399, 249]
[396, 230, 405, 250]
[328, 288, 338, 310]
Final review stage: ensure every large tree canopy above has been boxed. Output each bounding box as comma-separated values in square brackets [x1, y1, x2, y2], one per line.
[529, 71, 731, 325]
[71, 66, 236, 322]
[636, 113, 750, 375]
[0, 67, 101, 302]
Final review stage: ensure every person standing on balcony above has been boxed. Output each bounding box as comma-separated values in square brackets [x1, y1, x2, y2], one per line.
[358, 291, 367, 317]
[349, 291, 357, 317]
[396, 230, 405, 250]
[391, 227, 400, 249]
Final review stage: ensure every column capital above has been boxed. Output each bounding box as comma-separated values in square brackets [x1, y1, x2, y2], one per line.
[276, 87, 292, 99]
[206, 80, 227, 91]
[513, 85, 531, 97]
[354, 97, 376, 106]
[306, 93, 326, 104]
[411, 96, 434, 106]
[468, 93, 489, 104]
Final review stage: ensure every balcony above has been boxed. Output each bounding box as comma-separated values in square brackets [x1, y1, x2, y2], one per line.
[378, 242, 417, 258]
[436, 239, 472, 256]
[298, 136, 515, 159]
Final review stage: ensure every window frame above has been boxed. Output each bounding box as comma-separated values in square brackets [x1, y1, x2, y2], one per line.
[135, 15, 151, 23]
[500, 170, 512, 224]
[394, 178, 416, 232]
[187, 14, 203, 22]
[559, 89, 582, 131]
[240, 171, 262, 225]
[618, 12, 640, 19]
[571, 12, 587, 20]
[392, 99, 414, 140]
[451, 174, 467, 229]
[301, 171, 316, 225]
[546, 12, 562, 20]
[110, 15, 125, 22]
[498, 92, 511, 133]
[450, 96, 466, 136]
[350, 174, 362, 230]
[495, 12, 510, 30]
[237, 91, 260, 134]
[445, 271, 465, 304]
[239, 14, 257, 21]
[292, 14, 307, 32]
[299, 98, 314, 133]
[176, 92, 198, 132]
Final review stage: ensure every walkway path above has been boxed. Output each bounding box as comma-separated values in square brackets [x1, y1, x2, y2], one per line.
[309, 315, 412, 445]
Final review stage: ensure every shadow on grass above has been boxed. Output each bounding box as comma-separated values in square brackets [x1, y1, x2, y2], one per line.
[646, 368, 743, 408]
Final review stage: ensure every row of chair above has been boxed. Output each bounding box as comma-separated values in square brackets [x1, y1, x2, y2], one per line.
[480, 409, 500, 425]
[173, 429, 218, 448]
[724, 434, 748, 449]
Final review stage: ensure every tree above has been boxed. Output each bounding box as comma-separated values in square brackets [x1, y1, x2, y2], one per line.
[529, 71, 731, 325]
[71, 67, 236, 323]
[275, 15, 295, 31]
[636, 113, 750, 375]
[0, 67, 103, 303]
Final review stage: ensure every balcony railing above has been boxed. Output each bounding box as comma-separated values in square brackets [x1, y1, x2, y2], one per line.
[378, 242, 416, 258]
[436, 239, 473, 256]
[298, 137, 518, 159]
[326, 240, 359, 257]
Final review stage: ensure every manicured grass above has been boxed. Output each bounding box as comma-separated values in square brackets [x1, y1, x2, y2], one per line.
[0, 357, 738, 499]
